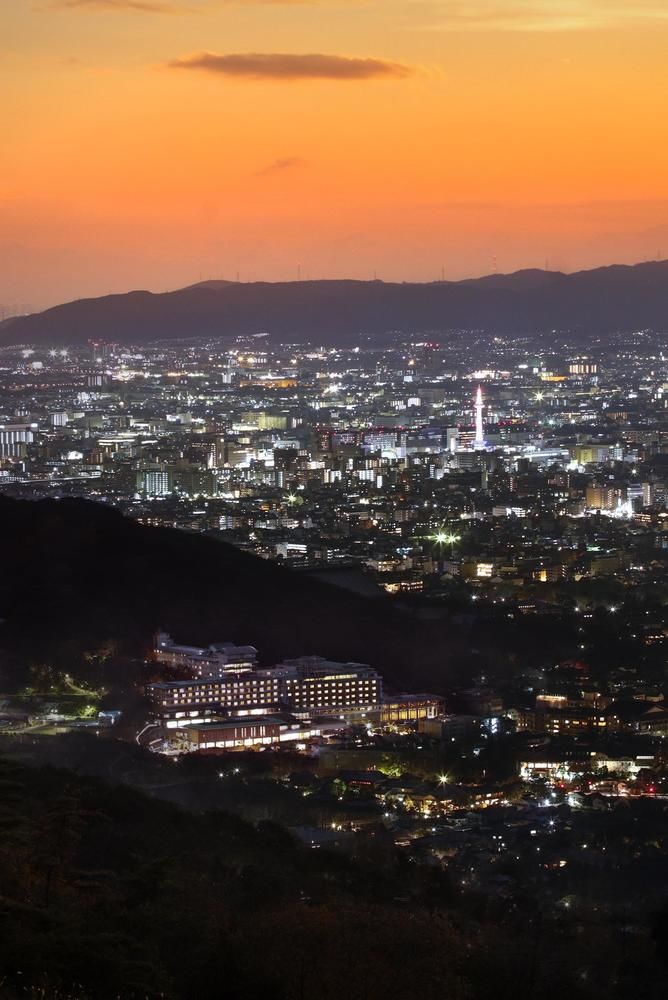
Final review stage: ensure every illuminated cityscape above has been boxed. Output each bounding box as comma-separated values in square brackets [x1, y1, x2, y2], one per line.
[1, 308, 668, 1000]
[2, 0, 668, 995]
[0, 318, 666, 1000]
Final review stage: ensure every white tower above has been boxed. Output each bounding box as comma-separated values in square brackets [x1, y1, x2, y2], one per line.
[473, 385, 485, 450]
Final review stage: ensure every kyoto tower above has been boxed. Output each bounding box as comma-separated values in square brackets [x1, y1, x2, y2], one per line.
[473, 385, 485, 450]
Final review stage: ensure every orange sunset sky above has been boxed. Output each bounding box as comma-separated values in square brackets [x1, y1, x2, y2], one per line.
[2, 1, 668, 310]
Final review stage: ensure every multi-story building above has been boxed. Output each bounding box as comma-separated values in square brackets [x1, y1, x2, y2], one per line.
[148, 670, 285, 725]
[0, 422, 37, 459]
[272, 656, 382, 716]
[147, 654, 382, 726]
[136, 467, 172, 496]
[513, 699, 608, 736]
[153, 632, 258, 677]
[585, 485, 626, 511]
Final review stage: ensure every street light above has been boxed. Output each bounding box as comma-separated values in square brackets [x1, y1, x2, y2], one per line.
[432, 530, 460, 559]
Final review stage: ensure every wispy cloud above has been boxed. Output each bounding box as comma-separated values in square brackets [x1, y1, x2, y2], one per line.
[167, 51, 417, 80]
[255, 157, 307, 176]
[48, 0, 334, 11]
[415, 1, 668, 33]
[49, 0, 189, 12]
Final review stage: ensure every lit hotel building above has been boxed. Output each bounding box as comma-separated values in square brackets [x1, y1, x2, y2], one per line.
[273, 656, 382, 716]
[147, 655, 382, 727]
[153, 632, 258, 678]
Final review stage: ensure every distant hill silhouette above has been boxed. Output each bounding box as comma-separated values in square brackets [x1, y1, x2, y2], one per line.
[4, 260, 668, 345]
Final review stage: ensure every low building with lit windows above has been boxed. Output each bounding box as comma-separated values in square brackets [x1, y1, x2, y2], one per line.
[173, 715, 319, 752]
[374, 693, 443, 725]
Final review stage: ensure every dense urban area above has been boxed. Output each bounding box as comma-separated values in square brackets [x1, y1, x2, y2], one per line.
[0, 325, 667, 998]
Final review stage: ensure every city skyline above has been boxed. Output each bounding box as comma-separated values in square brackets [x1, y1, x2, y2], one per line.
[4, 1, 668, 308]
[1, 6, 667, 996]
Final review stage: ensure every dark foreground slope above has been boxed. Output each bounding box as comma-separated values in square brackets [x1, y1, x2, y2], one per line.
[0, 758, 470, 1000]
[4, 260, 668, 345]
[0, 496, 459, 690]
[4, 757, 665, 1000]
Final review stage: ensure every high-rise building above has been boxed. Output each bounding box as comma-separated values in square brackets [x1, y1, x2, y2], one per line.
[154, 632, 258, 677]
[137, 467, 172, 496]
[585, 485, 626, 511]
[0, 423, 36, 459]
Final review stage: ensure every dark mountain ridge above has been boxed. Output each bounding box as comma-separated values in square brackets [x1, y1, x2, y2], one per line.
[0, 496, 463, 691]
[4, 260, 668, 345]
